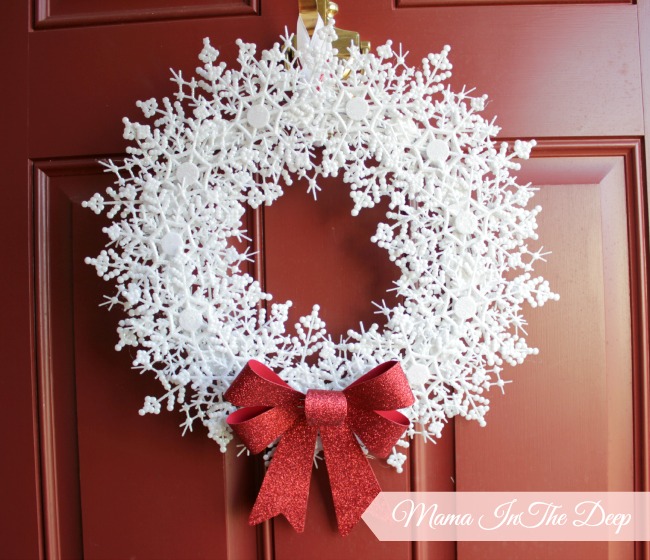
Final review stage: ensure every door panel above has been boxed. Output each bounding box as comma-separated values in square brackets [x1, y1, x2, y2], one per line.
[35, 160, 261, 559]
[28, 4, 643, 158]
[300, 3, 644, 138]
[456, 144, 640, 560]
[35, 0, 257, 29]
[2, 0, 649, 559]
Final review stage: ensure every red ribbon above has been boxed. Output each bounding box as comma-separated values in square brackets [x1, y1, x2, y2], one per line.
[225, 360, 415, 536]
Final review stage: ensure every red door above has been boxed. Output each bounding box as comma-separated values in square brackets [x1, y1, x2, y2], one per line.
[1, 1, 648, 559]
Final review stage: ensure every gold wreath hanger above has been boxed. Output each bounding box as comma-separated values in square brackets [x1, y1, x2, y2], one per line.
[299, 0, 370, 58]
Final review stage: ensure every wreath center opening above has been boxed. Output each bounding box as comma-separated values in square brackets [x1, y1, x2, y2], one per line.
[263, 172, 400, 345]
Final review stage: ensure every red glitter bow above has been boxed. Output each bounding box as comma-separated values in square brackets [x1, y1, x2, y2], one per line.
[224, 360, 414, 536]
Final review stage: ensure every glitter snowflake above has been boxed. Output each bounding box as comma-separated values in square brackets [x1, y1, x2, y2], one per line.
[84, 23, 558, 465]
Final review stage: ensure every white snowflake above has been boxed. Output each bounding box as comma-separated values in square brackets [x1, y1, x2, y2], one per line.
[84, 23, 558, 466]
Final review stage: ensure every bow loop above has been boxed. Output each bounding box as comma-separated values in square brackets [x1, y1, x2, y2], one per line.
[347, 408, 411, 459]
[225, 360, 302, 408]
[344, 360, 415, 411]
[227, 406, 302, 454]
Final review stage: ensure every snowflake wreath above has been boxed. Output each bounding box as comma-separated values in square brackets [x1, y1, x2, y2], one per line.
[85, 23, 558, 471]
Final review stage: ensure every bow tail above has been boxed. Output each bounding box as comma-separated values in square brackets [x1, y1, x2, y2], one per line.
[320, 424, 381, 536]
[249, 421, 318, 532]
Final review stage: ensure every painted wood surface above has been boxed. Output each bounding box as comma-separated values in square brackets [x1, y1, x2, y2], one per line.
[0, 1, 648, 558]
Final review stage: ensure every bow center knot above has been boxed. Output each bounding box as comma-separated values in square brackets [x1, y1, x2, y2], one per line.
[304, 389, 347, 426]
